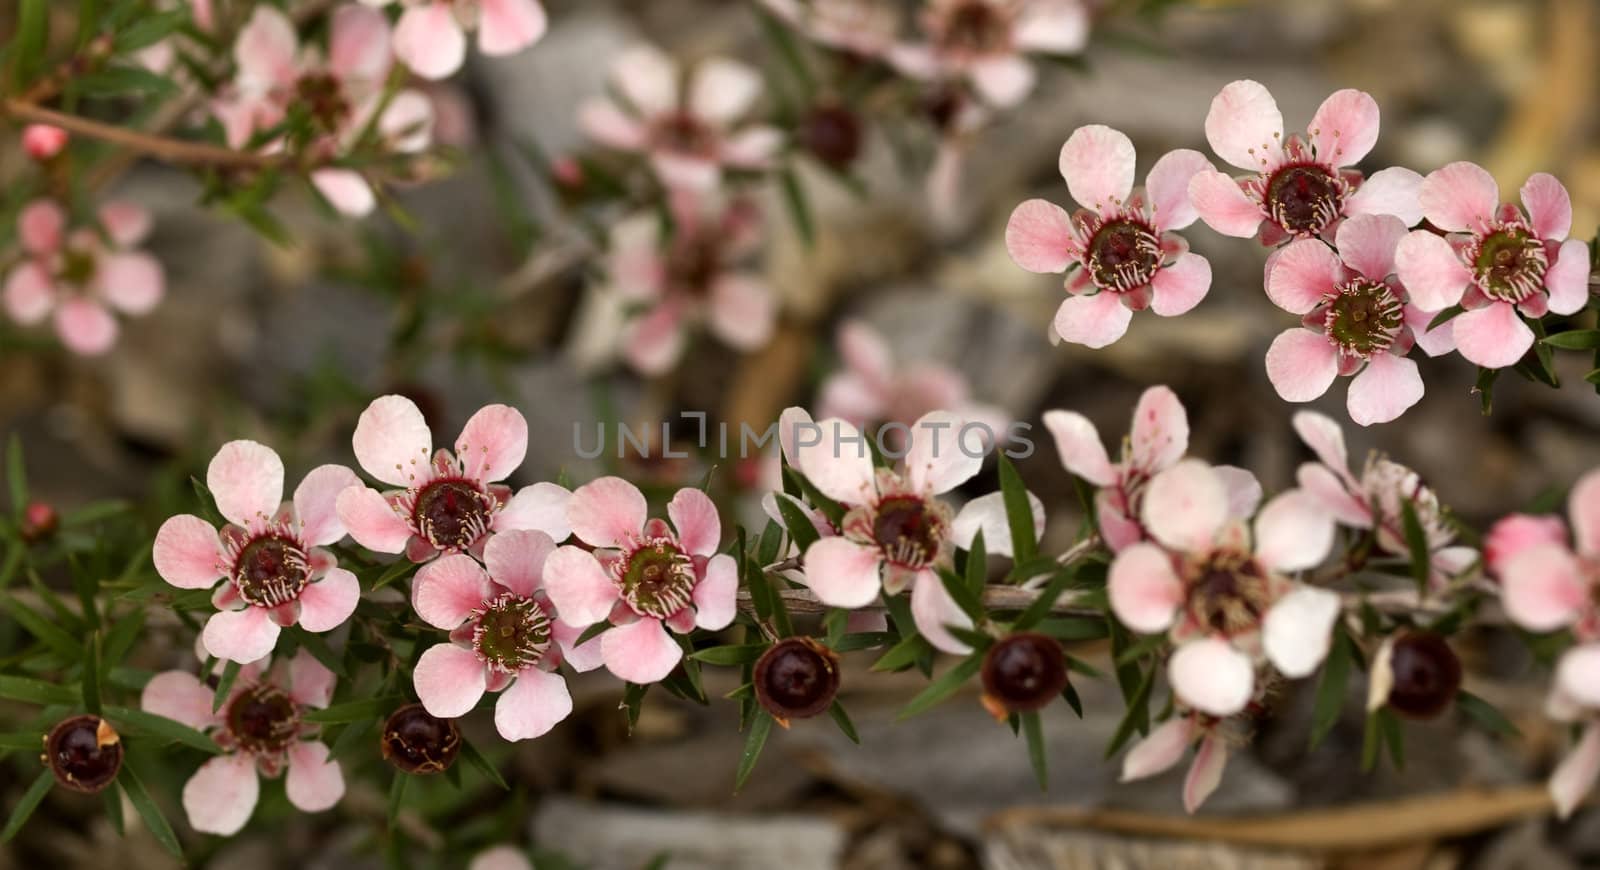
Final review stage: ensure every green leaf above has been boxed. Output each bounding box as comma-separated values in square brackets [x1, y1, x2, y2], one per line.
[756, 519, 785, 567]
[1021, 711, 1048, 791]
[778, 168, 815, 247]
[1380, 707, 1405, 769]
[0, 675, 78, 705]
[897, 654, 982, 720]
[773, 494, 820, 556]
[82, 633, 103, 717]
[1456, 690, 1519, 738]
[114, 10, 186, 52]
[288, 627, 347, 678]
[1474, 366, 1499, 415]
[1426, 305, 1466, 331]
[753, 5, 816, 94]
[827, 701, 860, 744]
[212, 659, 241, 713]
[688, 644, 770, 666]
[102, 706, 220, 754]
[119, 767, 184, 860]
[1061, 680, 1083, 718]
[11, 0, 49, 88]
[73, 66, 180, 97]
[0, 770, 53, 843]
[964, 529, 988, 595]
[461, 738, 509, 790]
[1013, 567, 1072, 631]
[1542, 328, 1600, 349]
[783, 465, 844, 527]
[871, 631, 931, 672]
[935, 567, 984, 623]
[6, 433, 26, 516]
[1399, 499, 1430, 590]
[102, 786, 124, 837]
[370, 558, 416, 592]
[832, 631, 894, 652]
[1308, 624, 1354, 750]
[996, 454, 1038, 563]
[1033, 616, 1110, 642]
[303, 696, 402, 724]
[0, 732, 43, 751]
[1103, 664, 1156, 759]
[6, 598, 82, 660]
[734, 711, 774, 791]
[387, 772, 407, 828]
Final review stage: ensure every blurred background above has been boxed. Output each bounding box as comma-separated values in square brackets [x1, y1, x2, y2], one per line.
[3, 0, 1600, 867]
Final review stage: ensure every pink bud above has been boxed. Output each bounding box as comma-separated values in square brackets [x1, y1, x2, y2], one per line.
[21, 500, 58, 543]
[551, 156, 584, 190]
[22, 125, 68, 160]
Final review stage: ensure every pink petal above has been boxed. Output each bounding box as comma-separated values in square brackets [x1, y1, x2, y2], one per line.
[578, 97, 647, 151]
[1204, 80, 1283, 171]
[328, 4, 391, 84]
[1557, 645, 1600, 709]
[1053, 291, 1133, 349]
[612, 44, 679, 117]
[1013, 1, 1088, 52]
[234, 6, 297, 90]
[1346, 352, 1423, 426]
[293, 465, 361, 547]
[1545, 238, 1591, 316]
[18, 200, 65, 254]
[55, 298, 118, 355]
[1041, 410, 1114, 486]
[394, 3, 466, 80]
[153, 514, 224, 589]
[689, 56, 761, 123]
[483, 530, 555, 599]
[665, 488, 721, 558]
[1169, 638, 1255, 717]
[1291, 411, 1351, 477]
[621, 302, 686, 375]
[336, 486, 412, 553]
[1129, 385, 1190, 473]
[97, 252, 164, 314]
[352, 395, 433, 488]
[905, 410, 983, 496]
[543, 546, 620, 626]
[298, 568, 360, 633]
[1216, 465, 1263, 519]
[413, 554, 492, 629]
[494, 668, 571, 741]
[4, 262, 55, 325]
[1571, 470, 1600, 556]
[1120, 716, 1195, 782]
[1261, 585, 1341, 677]
[1404, 303, 1456, 357]
[1484, 514, 1567, 573]
[693, 553, 737, 630]
[471, 846, 535, 870]
[1345, 166, 1423, 227]
[288, 647, 336, 709]
[796, 419, 877, 505]
[202, 606, 281, 663]
[311, 169, 376, 218]
[456, 404, 528, 484]
[601, 617, 681, 683]
[552, 619, 605, 672]
[1182, 734, 1228, 814]
[968, 54, 1036, 108]
[1552, 722, 1600, 819]
[707, 273, 775, 350]
[140, 670, 219, 730]
[1108, 542, 1183, 634]
[1188, 169, 1263, 238]
[720, 125, 784, 167]
[1059, 125, 1136, 211]
[1265, 329, 1339, 402]
[1141, 459, 1228, 553]
[1254, 490, 1336, 572]
[1097, 490, 1144, 552]
[22, 124, 68, 160]
[1150, 253, 1211, 317]
[838, 319, 894, 389]
[207, 440, 284, 528]
[651, 152, 720, 192]
[951, 490, 1045, 559]
[1419, 161, 1498, 234]
[1452, 302, 1532, 369]
[285, 741, 344, 812]
[1521, 172, 1572, 242]
[1297, 463, 1371, 527]
[1336, 214, 1407, 282]
[182, 753, 259, 836]
[1308, 89, 1379, 168]
[496, 482, 572, 541]
[414, 643, 488, 717]
[1394, 230, 1471, 311]
[802, 536, 883, 608]
[1145, 149, 1213, 231]
[477, 0, 548, 57]
[1005, 199, 1075, 274]
[1500, 544, 1587, 632]
[1266, 239, 1341, 315]
[911, 570, 972, 655]
[568, 476, 647, 549]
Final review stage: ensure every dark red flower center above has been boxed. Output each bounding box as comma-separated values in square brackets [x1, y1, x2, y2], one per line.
[651, 111, 716, 156]
[941, 1, 1010, 55]
[45, 715, 123, 794]
[1324, 278, 1404, 358]
[1386, 631, 1462, 720]
[413, 479, 493, 551]
[754, 637, 841, 720]
[666, 237, 722, 299]
[472, 593, 553, 673]
[872, 495, 945, 570]
[1264, 163, 1344, 235]
[619, 538, 696, 619]
[800, 104, 862, 169]
[981, 633, 1069, 713]
[226, 684, 300, 755]
[1184, 551, 1272, 636]
[296, 72, 351, 132]
[1086, 219, 1162, 292]
[233, 534, 311, 607]
[1472, 224, 1547, 303]
[381, 703, 462, 774]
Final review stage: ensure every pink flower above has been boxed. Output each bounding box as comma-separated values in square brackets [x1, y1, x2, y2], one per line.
[21, 125, 67, 160]
[1119, 710, 1233, 814]
[818, 319, 1008, 446]
[470, 846, 534, 870]
[1495, 469, 1600, 639]
[783, 408, 1041, 654]
[605, 192, 776, 375]
[1292, 411, 1476, 585]
[410, 532, 601, 740]
[140, 649, 343, 835]
[1483, 513, 1566, 576]
[1044, 386, 1261, 553]
[1394, 163, 1591, 369]
[1006, 125, 1215, 348]
[1188, 81, 1422, 245]
[214, 6, 435, 217]
[542, 479, 738, 684]
[2, 199, 165, 356]
[1106, 460, 1338, 716]
[758, 0, 900, 58]
[153, 441, 362, 663]
[578, 44, 782, 191]
[370, 0, 548, 80]
[336, 395, 572, 563]
[1263, 214, 1454, 425]
[886, 0, 1089, 108]
[1545, 650, 1600, 818]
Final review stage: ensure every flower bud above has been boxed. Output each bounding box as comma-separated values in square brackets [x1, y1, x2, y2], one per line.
[799, 104, 862, 169]
[381, 703, 461, 775]
[44, 715, 122, 793]
[1386, 631, 1462, 720]
[981, 633, 1068, 716]
[754, 637, 840, 723]
[22, 125, 68, 161]
[21, 500, 59, 543]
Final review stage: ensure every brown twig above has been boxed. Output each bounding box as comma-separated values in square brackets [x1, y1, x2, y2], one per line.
[4, 98, 279, 169]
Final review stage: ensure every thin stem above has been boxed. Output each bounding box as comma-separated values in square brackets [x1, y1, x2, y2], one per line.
[3, 99, 280, 169]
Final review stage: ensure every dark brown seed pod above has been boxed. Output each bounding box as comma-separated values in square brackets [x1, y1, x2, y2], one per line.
[1386, 631, 1462, 720]
[754, 637, 841, 723]
[44, 715, 123, 793]
[981, 633, 1068, 717]
[799, 104, 863, 169]
[381, 703, 462, 775]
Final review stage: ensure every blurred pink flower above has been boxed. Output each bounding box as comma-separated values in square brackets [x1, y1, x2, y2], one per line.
[1006, 125, 1215, 348]
[1106, 460, 1338, 717]
[368, 0, 548, 80]
[1494, 469, 1600, 640]
[214, 6, 434, 216]
[1546, 647, 1600, 818]
[410, 533, 601, 740]
[469, 847, 534, 870]
[141, 648, 343, 835]
[21, 125, 67, 160]
[758, 0, 901, 57]
[1189, 81, 1422, 246]
[3, 199, 164, 355]
[1263, 214, 1454, 425]
[1119, 710, 1232, 814]
[1395, 164, 1591, 369]
[543, 479, 738, 684]
[605, 191, 776, 375]
[579, 44, 782, 191]
[153, 441, 361, 663]
[887, 0, 1089, 108]
[337, 396, 572, 563]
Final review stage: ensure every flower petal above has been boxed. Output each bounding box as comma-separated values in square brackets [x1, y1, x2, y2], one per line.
[796, 418, 877, 505]
[905, 410, 983, 496]
[968, 54, 1036, 108]
[951, 490, 1045, 559]
[1452, 302, 1532, 369]
[1145, 149, 1213, 231]
[1169, 638, 1255, 717]
[567, 476, 647, 549]
[801, 537, 883, 608]
[1005, 199, 1075, 274]
[352, 395, 433, 488]
[288, 647, 336, 709]
[1188, 169, 1262, 237]
[1041, 410, 1114, 486]
[207, 440, 284, 528]
[693, 554, 738, 630]
[298, 568, 360, 633]
[1254, 490, 1336, 572]
[1556, 645, 1600, 709]
[414, 643, 488, 717]
[310, 168, 376, 218]
[1545, 238, 1591, 317]
[1130, 385, 1190, 473]
[1058, 124, 1136, 211]
[1120, 717, 1195, 782]
[483, 529, 555, 599]
[578, 97, 647, 150]
[1346, 353, 1423, 426]
[1336, 214, 1407, 282]
[1419, 161, 1498, 234]
[141, 671, 219, 731]
[456, 404, 528, 484]
[1345, 166, 1423, 227]
[1483, 513, 1567, 573]
[707, 273, 775, 350]
[542, 546, 620, 626]
[202, 606, 281, 663]
[1265, 328, 1338, 403]
[495, 668, 571, 741]
[1521, 172, 1572, 242]
[285, 741, 344, 812]
[1108, 542, 1184, 634]
[414, 554, 493, 629]
[18, 200, 65, 255]
[1204, 80, 1283, 171]
[1551, 722, 1600, 819]
[336, 486, 412, 553]
[689, 56, 761, 124]
[1150, 253, 1211, 317]
[183, 753, 259, 836]
[97, 252, 164, 314]
[1394, 231, 1471, 311]
[1266, 239, 1341, 315]
[1053, 291, 1132, 349]
[394, 3, 466, 80]
[328, 4, 391, 83]
[293, 465, 361, 547]
[911, 570, 973, 655]
[1142, 460, 1228, 553]
[1262, 585, 1341, 677]
[496, 482, 572, 541]
[1500, 544, 1588, 632]
[153, 515, 224, 589]
[477, 0, 548, 57]
[601, 617, 681, 683]
[1182, 734, 1228, 814]
[1308, 88, 1379, 168]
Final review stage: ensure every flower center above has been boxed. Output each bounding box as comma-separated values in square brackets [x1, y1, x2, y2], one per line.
[1323, 278, 1404, 358]
[651, 112, 716, 156]
[232, 534, 311, 607]
[225, 684, 300, 755]
[471, 593, 553, 673]
[871, 494, 947, 570]
[666, 237, 721, 298]
[1184, 550, 1272, 636]
[941, 1, 1010, 55]
[618, 538, 697, 619]
[1471, 224, 1547, 303]
[1085, 219, 1162, 292]
[1264, 163, 1345, 235]
[60, 247, 98, 287]
[412, 479, 493, 552]
[296, 72, 351, 132]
